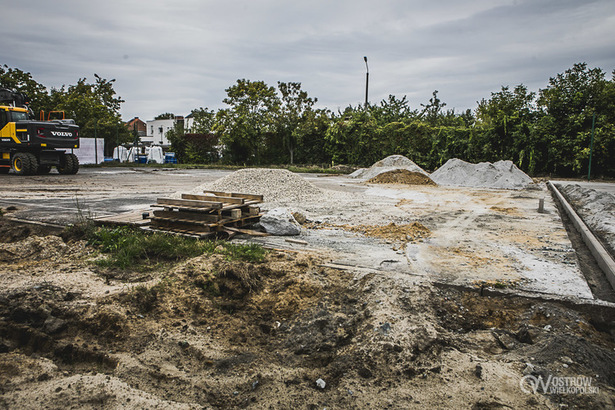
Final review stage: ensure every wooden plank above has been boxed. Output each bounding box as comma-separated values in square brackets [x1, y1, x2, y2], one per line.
[202, 190, 264, 202]
[182, 193, 244, 205]
[153, 210, 220, 223]
[150, 216, 219, 228]
[91, 211, 151, 227]
[221, 200, 260, 211]
[157, 198, 223, 210]
[224, 226, 270, 237]
[150, 219, 217, 233]
[152, 204, 222, 214]
[285, 238, 308, 245]
[148, 226, 215, 239]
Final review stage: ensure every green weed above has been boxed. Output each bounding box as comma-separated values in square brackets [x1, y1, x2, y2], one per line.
[220, 243, 268, 263]
[88, 227, 267, 269]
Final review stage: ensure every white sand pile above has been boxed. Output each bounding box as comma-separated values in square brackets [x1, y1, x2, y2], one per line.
[189, 168, 324, 202]
[430, 159, 533, 190]
[350, 155, 429, 180]
[559, 184, 615, 254]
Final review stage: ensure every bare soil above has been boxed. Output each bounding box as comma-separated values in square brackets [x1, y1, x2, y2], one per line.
[0, 219, 614, 409]
[367, 169, 436, 186]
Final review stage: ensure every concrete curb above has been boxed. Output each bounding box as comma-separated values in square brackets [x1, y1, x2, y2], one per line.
[549, 181, 615, 291]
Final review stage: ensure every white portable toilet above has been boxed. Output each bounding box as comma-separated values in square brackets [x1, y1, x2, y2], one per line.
[113, 146, 129, 162]
[127, 147, 137, 162]
[148, 146, 164, 164]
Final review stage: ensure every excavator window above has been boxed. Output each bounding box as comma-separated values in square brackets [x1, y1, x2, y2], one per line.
[0, 110, 6, 129]
[9, 111, 28, 122]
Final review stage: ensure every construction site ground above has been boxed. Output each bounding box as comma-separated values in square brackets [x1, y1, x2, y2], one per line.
[0, 168, 614, 409]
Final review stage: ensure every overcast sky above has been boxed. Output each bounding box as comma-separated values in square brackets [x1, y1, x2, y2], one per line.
[2, 0, 614, 121]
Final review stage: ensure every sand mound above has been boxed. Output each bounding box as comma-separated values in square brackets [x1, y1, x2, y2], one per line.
[430, 159, 533, 190]
[350, 155, 429, 180]
[559, 184, 615, 255]
[0, 236, 67, 262]
[368, 169, 436, 185]
[190, 168, 324, 202]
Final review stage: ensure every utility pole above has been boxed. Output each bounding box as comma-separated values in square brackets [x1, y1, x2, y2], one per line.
[364, 56, 369, 110]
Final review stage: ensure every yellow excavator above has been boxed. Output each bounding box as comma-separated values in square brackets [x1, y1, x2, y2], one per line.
[0, 88, 79, 175]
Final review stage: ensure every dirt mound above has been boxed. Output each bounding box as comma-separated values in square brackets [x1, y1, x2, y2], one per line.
[368, 169, 436, 185]
[189, 168, 324, 203]
[350, 155, 429, 179]
[559, 184, 615, 255]
[0, 235, 67, 262]
[431, 158, 533, 190]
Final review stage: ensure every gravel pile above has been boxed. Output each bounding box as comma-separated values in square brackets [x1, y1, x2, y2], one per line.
[350, 155, 429, 180]
[431, 159, 533, 190]
[559, 184, 615, 255]
[194, 168, 324, 202]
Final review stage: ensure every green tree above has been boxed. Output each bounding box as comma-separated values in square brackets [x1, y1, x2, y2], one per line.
[476, 84, 537, 170]
[0, 65, 50, 116]
[325, 107, 379, 166]
[535, 63, 614, 175]
[167, 108, 219, 163]
[155, 112, 175, 120]
[369, 95, 416, 126]
[276, 81, 317, 164]
[55, 75, 130, 155]
[419, 90, 447, 125]
[216, 79, 280, 164]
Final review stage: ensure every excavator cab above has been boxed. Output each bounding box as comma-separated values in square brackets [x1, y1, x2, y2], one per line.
[39, 110, 66, 121]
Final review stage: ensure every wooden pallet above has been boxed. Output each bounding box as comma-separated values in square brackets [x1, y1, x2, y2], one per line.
[149, 191, 265, 238]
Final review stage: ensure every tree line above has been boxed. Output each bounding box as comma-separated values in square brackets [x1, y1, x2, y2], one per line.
[169, 62, 615, 177]
[2, 62, 614, 176]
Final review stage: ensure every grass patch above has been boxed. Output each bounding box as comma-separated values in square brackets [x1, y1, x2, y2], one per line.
[220, 243, 268, 263]
[88, 226, 267, 269]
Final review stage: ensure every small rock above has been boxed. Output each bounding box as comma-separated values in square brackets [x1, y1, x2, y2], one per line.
[292, 211, 307, 225]
[316, 378, 326, 389]
[543, 325, 552, 332]
[516, 325, 534, 344]
[42, 316, 67, 334]
[523, 363, 535, 375]
[252, 380, 259, 390]
[560, 356, 573, 365]
[475, 364, 483, 379]
[378, 322, 392, 336]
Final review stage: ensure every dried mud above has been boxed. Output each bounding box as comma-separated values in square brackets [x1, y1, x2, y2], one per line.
[0, 220, 614, 409]
[367, 169, 436, 186]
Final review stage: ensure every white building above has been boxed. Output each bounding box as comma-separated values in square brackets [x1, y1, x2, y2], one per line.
[143, 116, 184, 147]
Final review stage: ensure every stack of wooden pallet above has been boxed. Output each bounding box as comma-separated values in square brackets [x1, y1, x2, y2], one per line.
[149, 190, 265, 238]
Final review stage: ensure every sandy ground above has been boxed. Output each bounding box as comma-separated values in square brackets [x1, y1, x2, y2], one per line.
[0, 168, 614, 408]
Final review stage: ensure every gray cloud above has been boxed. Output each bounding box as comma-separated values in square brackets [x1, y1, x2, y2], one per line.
[1, 0, 614, 120]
